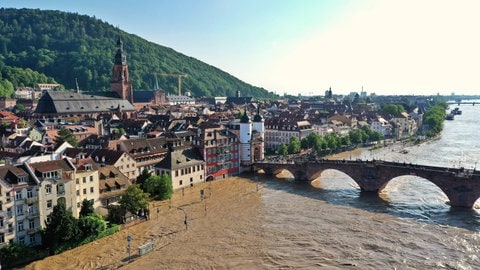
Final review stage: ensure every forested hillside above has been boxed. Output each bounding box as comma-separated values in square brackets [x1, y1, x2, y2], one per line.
[0, 8, 275, 98]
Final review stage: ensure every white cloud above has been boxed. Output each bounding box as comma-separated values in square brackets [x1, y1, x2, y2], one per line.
[264, 0, 480, 95]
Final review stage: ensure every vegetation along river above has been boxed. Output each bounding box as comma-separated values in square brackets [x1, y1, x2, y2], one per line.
[28, 102, 480, 270]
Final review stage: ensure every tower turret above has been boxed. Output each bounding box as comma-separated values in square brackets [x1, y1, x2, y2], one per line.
[252, 106, 265, 161]
[239, 108, 252, 165]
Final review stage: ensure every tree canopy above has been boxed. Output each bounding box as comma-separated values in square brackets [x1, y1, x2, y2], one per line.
[119, 184, 149, 214]
[54, 127, 78, 147]
[0, 8, 276, 98]
[79, 199, 94, 218]
[43, 203, 80, 254]
[143, 174, 173, 200]
[423, 104, 446, 137]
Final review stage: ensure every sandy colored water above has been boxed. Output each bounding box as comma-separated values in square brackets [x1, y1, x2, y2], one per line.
[26, 177, 266, 270]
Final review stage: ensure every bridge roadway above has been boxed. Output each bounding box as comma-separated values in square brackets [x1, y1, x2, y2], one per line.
[254, 159, 480, 208]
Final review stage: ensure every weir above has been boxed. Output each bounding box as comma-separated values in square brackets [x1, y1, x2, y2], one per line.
[254, 159, 480, 208]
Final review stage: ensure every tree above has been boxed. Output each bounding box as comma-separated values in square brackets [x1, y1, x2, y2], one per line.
[349, 129, 365, 145]
[136, 168, 151, 189]
[381, 104, 406, 116]
[54, 127, 78, 147]
[369, 131, 384, 142]
[118, 184, 149, 214]
[287, 136, 301, 154]
[79, 199, 94, 218]
[13, 104, 25, 113]
[78, 214, 107, 237]
[143, 174, 173, 200]
[0, 79, 14, 98]
[423, 104, 446, 137]
[43, 203, 80, 254]
[278, 143, 288, 156]
[301, 132, 317, 150]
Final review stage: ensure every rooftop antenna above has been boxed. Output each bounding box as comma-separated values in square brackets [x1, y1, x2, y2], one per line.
[75, 78, 80, 93]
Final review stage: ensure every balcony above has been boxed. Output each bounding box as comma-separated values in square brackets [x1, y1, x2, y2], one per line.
[16, 214, 26, 221]
[27, 211, 39, 219]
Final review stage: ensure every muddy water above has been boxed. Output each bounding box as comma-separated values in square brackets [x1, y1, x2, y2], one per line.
[27, 103, 480, 270]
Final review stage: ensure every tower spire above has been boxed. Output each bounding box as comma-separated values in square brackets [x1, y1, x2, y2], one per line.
[111, 36, 133, 103]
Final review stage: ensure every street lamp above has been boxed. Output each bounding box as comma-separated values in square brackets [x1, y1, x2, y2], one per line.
[177, 207, 188, 230]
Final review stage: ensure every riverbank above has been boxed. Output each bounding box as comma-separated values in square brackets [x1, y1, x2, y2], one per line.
[328, 135, 441, 162]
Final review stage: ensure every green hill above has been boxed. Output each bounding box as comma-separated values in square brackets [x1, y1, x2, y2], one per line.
[0, 8, 276, 98]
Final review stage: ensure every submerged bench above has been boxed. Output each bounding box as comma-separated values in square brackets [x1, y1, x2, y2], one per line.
[138, 241, 155, 256]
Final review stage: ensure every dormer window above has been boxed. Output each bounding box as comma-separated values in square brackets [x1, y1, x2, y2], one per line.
[18, 176, 28, 184]
[84, 164, 92, 171]
[42, 170, 61, 179]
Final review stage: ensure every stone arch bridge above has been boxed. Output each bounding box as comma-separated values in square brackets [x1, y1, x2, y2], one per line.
[254, 159, 480, 208]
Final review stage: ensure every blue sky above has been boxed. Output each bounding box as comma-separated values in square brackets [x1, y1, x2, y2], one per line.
[2, 0, 480, 96]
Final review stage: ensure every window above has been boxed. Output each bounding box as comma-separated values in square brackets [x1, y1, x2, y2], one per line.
[18, 236, 25, 245]
[76, 178, 79, 184]
[16, 205, 23, 215]
[76, 190, 80, 196]
[179, 180, 183, 186]
[27, 205, 34, 215]
[82, 177, 86, 183]
[47, 200, 52, 208]
[30, 235, 36, 244]
[29, 220, 35, 229]
[90, 175, 94, 182]
[90, 187, 94, 193]
[45, 185, 52, 194]
[83, 188, 86, 195]
[190, 177, 193, 183]
[27, 189, 33, 198]
[15, 191, 22, 200]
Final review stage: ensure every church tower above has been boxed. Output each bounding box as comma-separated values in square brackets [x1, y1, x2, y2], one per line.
[111, 36, 133, 103]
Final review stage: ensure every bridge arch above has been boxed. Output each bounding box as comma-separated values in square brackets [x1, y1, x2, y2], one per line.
[309, 169, 360, 190]
[378, 175, 449, 206]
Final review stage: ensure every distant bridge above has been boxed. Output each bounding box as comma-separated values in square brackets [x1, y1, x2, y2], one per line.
[446, 101, 477, 106]
[254, 159, 480, 208]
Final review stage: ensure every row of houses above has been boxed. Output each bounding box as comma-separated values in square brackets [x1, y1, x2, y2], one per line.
[0, 113, 266, 247]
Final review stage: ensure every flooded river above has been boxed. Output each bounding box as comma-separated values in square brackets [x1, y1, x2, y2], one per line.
[28, 102, 480, 270]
